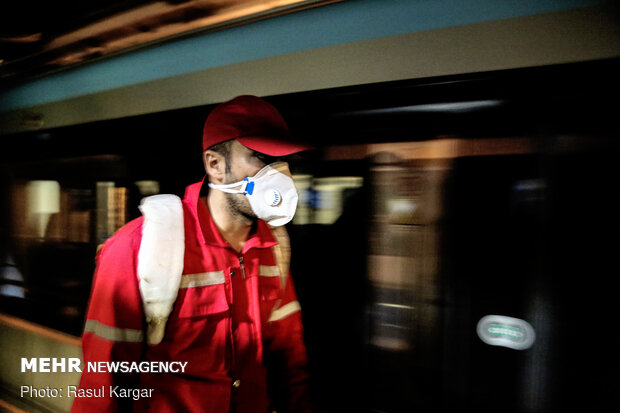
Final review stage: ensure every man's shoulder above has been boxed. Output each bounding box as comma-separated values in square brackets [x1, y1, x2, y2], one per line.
[99, 216, 144, 254]
[117, 216, 144, 236]
[100, 191, 193, 255]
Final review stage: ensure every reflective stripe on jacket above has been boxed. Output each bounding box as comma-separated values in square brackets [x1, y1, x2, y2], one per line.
[71, 180, 311, 413]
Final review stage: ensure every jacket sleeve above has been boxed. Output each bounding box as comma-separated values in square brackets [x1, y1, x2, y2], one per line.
[71, 221, 145, 412]
[263, 271, 313, 413]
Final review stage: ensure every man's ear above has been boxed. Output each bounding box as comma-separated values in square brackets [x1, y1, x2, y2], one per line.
[203, 150, 225, 183]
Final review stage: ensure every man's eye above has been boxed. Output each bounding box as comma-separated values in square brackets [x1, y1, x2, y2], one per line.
[253, 152, 272, 163]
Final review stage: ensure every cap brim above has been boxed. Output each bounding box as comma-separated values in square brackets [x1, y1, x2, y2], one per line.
[237, 136, 314, 156]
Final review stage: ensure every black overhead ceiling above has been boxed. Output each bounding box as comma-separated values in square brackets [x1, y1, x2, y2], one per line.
[0, 0, 156, 79]
[0, 1, 153, 40]
[0, 0, 339, 86]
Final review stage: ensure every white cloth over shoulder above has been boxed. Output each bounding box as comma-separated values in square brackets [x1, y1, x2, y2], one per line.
[137, 194, 185, 345]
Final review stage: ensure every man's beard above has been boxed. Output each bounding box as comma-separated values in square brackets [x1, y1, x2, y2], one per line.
[223, 171, 256, 223]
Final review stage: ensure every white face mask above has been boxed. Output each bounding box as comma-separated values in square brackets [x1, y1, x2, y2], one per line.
[208, 162, 298, 226]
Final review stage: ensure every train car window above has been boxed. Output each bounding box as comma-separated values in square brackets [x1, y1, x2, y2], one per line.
[0, 156, 131, 335]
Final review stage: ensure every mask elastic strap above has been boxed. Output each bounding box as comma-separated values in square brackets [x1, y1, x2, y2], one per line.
[208, 178, 254, 195]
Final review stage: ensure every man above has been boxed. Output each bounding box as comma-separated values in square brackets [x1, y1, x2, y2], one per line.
[71, 95, 313, 413]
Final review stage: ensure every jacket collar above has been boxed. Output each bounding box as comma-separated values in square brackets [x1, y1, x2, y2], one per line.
[184, 177, 278, 252]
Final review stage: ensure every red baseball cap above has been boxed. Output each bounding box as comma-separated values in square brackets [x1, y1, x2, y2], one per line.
[202, 95, 313, 156]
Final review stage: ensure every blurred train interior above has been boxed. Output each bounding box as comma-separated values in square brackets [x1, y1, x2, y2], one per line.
[1, 1, 620, 412]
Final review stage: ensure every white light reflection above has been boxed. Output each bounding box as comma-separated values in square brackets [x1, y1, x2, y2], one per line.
[336, 100, 503, 117]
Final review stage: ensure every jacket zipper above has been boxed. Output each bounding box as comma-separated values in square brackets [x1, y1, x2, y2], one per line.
[238, 255, 246, 279]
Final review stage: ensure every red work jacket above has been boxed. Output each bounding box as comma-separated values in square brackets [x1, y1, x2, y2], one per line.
[71, 180, 311, 413]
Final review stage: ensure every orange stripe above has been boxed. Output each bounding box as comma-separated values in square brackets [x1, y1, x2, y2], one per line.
[0, 397, 28, 413]
[0, 313, 81, 347]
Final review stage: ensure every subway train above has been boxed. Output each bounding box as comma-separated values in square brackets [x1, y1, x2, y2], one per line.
[1, 1, 619, 412]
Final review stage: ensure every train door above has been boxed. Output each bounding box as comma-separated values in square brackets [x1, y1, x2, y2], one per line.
[443, 144, 620, 413]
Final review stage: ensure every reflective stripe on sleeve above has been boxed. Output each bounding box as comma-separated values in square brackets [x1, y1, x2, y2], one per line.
[180, 271, 225, 288]
[259, 265, 280, 277]
[84, 320, 144, 342]
[268, 300, 301, 322]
